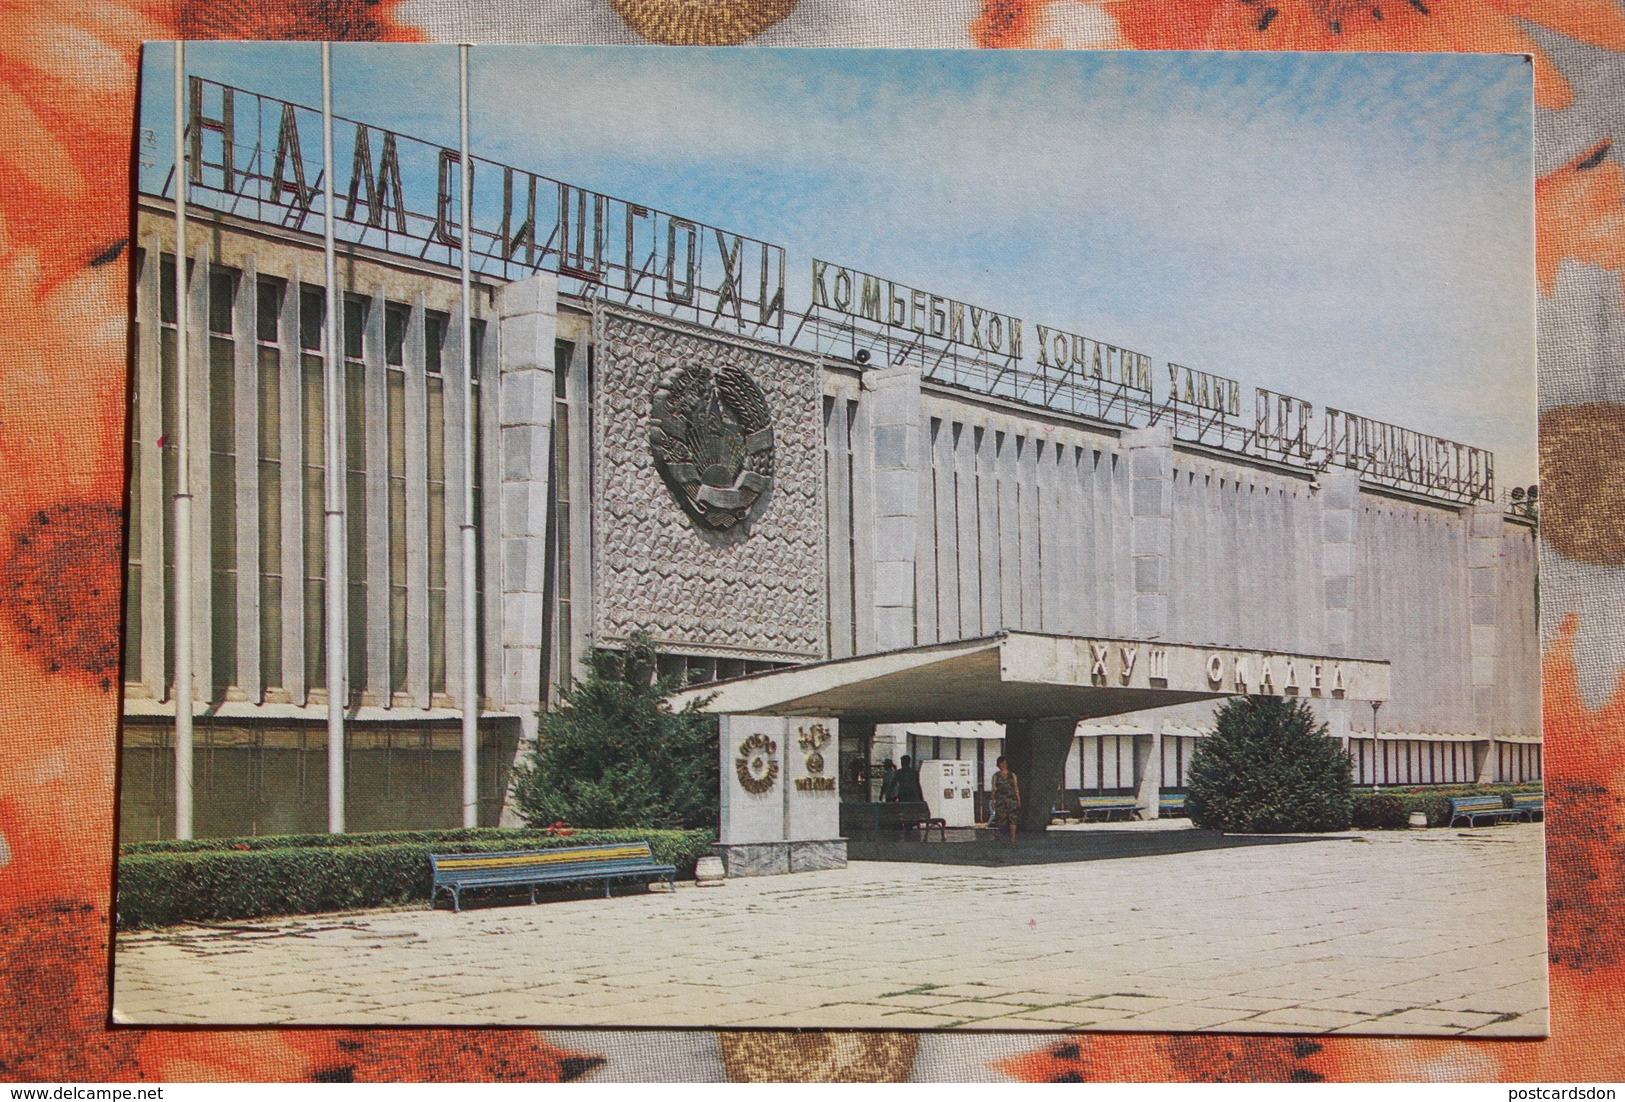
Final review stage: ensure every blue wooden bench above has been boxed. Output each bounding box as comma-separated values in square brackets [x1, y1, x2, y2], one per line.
[429, 842, 676, 912]
[1075, 795, 1144, 822]
[1509, 793, 1544, 822]
[1447, 796, 1523, 827]
[1159, 794, 1187, 817]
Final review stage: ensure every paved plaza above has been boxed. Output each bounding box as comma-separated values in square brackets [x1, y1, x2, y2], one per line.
[113, 821, 1548, 1035]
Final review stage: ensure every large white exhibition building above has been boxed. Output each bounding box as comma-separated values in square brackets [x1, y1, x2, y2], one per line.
[118, 74, 1540, 847]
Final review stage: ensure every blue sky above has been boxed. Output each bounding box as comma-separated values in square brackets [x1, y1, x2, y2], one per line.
[141, 44, 1537, 486]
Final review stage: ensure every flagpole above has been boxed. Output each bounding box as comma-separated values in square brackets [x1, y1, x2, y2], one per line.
[459, 42, 479, 829]
[172, 41, 194, 840]
[322, 41, 347, 833]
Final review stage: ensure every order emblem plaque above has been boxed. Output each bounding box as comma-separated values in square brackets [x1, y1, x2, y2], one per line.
[649, 363, 775, 530]
[735, 733, 780, 794]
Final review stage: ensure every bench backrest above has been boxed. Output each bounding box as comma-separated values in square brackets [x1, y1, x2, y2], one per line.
[1077, 795, 1140, 808]
[1449, 796, 1507, 812]
[1509, 794, 1544, 808]
[430, 842, 656, 880]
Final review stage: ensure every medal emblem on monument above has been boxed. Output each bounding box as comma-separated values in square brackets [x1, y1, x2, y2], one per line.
[735, 733, 780, 794]
[649, 363, 776, 530]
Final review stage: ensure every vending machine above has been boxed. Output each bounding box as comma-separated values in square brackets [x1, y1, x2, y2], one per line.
[918, 759, 977, 828]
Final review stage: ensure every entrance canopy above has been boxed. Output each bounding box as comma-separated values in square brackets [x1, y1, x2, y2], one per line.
[668, 631, 1389, 723]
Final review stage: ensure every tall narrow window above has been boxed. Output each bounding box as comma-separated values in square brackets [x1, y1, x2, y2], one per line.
[385, 301, 409, 696]
[344, 294, 370, 703]
[425, 309, 448, 697]
[208, 264, 240, 696]
[300, 283, 326, 694]
[545, 339, 575, 699]
[256, 276, 286, 691]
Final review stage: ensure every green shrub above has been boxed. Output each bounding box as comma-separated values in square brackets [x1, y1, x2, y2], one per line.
[116, 827, 715, 929]
[509, 632, 720, 830]
[1185, 697, 1353, 833]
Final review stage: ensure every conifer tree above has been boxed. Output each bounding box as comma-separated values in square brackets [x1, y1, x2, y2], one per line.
[509, 632, 719, 829]
[1184, 696, 1354, 833]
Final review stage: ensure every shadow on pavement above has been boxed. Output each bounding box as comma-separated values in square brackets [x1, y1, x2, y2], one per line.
[846, 826, 1348, 867]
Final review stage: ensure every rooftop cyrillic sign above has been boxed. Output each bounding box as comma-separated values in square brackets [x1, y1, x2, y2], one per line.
[148, 77, 1499, 506]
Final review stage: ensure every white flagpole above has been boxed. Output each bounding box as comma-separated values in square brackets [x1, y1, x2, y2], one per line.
[322, 42, 347, 833]
[172, 41, 194, 840]
[459, 43, 479, 829]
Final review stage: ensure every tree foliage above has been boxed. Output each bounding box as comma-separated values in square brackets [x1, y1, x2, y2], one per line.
[1184, 697, 1354, 833]
[509, 633, 719, 830]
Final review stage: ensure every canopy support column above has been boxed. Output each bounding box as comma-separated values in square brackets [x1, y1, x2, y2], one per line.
[1001, 716, 1078, 833]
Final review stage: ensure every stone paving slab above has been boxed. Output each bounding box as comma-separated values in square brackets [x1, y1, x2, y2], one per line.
[113, 822, 1549, 1035]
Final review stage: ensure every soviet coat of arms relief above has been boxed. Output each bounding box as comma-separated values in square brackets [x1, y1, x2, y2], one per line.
[649, 361, 776, 533]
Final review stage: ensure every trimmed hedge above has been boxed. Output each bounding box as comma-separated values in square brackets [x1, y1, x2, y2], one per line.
[116, 827, 715, 930]
[1349, 783, 1542, 829]
[118, 826, 683, 855]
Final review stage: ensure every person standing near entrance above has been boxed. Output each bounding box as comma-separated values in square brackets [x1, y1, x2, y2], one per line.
[989, 756, 1021, 845]
[886, 755, 924, 803]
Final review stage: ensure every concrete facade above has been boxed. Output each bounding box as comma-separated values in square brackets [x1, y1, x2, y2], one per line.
[121, 193, 1541, 843]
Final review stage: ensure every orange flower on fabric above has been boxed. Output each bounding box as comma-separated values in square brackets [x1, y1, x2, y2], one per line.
[1537, 142, 1625, 296]
[975, 0, 1625, 109]
[0, 0, 169, 291]
[177, 0, 427, 42]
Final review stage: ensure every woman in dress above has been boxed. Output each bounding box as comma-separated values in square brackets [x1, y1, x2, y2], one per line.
[989, 755, 1021, 845]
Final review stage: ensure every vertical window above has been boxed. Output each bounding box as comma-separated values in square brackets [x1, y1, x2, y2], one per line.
[544, 340, 574, 701]
[208, 264, 240, 695]
[344, 295, 369, 702]
[424, 312, 446, 375]
[125, 248, 146, 686]
[386, 302, 408, 696]
[425, 312, 448, 696]
[256, 276, 286, 691]
[300, 284, 326, 693]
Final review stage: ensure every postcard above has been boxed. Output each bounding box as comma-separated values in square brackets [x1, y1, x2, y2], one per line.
[114, 44, 1543, 1035]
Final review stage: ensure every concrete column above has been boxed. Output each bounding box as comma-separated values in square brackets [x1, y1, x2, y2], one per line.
[865, 364, 922, 652]
[1468, 503, 1502, 739]
[186, 239, 213, 702]
[364, 283, 390, 705]
[1002, 716, 1077, 833]
[1320, 468, 1360, 747]
[404, 294, 431, 708]
[1125, 425, 1173, 639]
[1472, 739, 1496, 785]
[441, 313, 468, 702]
[1133, 720, 1162, 820]
[1328, 705, 1351, 753]
[492, 274, 558, 826]
[718, 714, 789, 876]
[783, 717, 846, 872]
[480, 318, 505, 707]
